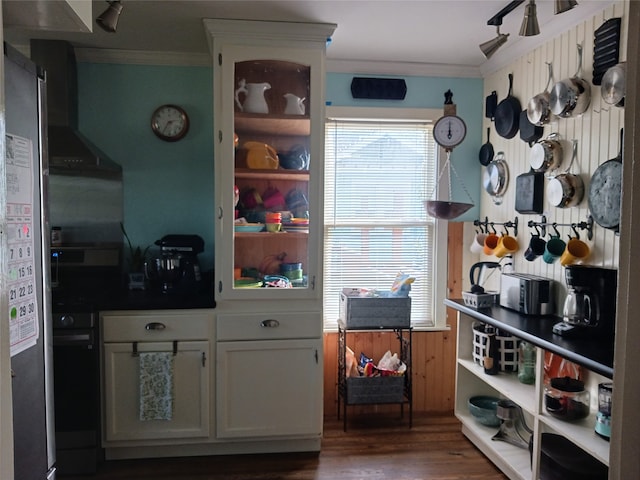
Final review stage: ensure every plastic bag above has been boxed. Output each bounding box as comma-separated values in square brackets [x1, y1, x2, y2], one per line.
[390, 272, 415, 296]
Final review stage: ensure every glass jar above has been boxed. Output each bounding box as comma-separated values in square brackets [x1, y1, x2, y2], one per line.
[517, 341, 536, 384]
[544, 377, 590, 421]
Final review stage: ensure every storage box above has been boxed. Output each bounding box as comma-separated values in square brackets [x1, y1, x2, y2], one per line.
[346, 375, 405, 404]
[339, 289, 411, 329]
[472, 322, 519, 372]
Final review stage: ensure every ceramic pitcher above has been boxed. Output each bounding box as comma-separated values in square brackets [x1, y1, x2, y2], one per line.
[283, 93, 306, 115]
[235, 79, 271, 114]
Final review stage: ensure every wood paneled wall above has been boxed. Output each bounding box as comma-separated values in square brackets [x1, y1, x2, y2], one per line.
[323, 223, 463, 416]
[479, 2, 627, 291]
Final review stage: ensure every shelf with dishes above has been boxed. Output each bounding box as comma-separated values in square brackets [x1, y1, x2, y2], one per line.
[235, 168, 309, 181]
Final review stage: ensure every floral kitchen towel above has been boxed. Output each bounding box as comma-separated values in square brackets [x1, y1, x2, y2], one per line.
[139, 351, 174, 421]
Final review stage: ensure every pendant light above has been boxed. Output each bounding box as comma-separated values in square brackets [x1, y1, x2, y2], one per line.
[96, 0, 124, 33]
[480, 26, 510, 59]
[555, 0, 578, 15]
[519, 0, 540, 37]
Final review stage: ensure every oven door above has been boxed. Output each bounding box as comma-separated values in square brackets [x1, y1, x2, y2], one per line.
[53, 327, 100, 475]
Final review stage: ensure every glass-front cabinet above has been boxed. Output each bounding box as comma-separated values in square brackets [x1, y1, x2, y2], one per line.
[206, 19, 336, 301]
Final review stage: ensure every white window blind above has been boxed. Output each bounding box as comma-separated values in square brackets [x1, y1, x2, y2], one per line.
[323, 108, 446, 332]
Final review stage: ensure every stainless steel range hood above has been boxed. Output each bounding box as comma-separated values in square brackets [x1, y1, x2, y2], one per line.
[30, 39, 122, 178]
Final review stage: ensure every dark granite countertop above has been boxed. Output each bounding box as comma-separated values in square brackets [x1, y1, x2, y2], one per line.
[105, 288, 216, 311]
[445, 298, 614, 378]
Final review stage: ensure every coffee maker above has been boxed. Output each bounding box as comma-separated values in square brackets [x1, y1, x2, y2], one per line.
[146, 234, 204, 294]
[553, 265, 617, 338]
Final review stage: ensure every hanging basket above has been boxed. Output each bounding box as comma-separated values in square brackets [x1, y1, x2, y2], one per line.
[424, 200, 473, 220]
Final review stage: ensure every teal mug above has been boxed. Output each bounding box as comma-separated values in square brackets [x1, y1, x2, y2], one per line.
[543, 236, 566, 264]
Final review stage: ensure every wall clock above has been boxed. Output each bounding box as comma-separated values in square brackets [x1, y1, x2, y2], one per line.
[151, 104, 189, 142]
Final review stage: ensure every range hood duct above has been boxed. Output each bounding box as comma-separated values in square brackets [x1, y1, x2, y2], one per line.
[30, 39, 122, 178]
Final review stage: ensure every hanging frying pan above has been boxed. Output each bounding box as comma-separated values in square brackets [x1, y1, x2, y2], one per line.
[479, 127, 494, 166]
[495, 73, 521, 139]
[588, 129, 623, 232]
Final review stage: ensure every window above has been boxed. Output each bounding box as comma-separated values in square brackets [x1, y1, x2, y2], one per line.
[323, 106, 448, 332]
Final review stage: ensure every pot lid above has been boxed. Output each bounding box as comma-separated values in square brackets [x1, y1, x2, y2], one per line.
[601, 63, 625, 106]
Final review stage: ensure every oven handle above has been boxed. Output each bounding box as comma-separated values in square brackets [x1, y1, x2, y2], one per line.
[53, 331, 94, 348]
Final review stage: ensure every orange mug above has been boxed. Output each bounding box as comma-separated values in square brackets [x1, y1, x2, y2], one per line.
[560, 237, 590, 266]
[483, 233, 500, 255]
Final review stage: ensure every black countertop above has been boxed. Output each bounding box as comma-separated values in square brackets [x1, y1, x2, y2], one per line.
[106, 288, 216, 310]
[444, 298, 614, 379]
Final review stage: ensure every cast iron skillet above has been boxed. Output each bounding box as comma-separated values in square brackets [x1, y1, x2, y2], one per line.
[588, 129, 623, 232]
[479, 127, 494, 166]
[495, 73, 521, 139]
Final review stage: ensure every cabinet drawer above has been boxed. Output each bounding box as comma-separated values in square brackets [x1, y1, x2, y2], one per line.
[101, 310, 213, 342]
[217, 311, 320, 341]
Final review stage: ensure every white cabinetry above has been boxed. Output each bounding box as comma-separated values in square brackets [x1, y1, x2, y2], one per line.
[216, 312, 322, 439]
[100, 310, 214, 446]
[447, 299, 611, 480]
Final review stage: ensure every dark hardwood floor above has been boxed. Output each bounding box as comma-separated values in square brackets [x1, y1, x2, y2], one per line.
[74, 414, 507, 480]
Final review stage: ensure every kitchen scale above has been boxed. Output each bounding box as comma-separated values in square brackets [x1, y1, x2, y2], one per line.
[425, 90, 475, 220]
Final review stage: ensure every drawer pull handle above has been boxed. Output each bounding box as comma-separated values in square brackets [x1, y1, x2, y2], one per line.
[260, 319, 280, 328]
[145, 322, 166, 330]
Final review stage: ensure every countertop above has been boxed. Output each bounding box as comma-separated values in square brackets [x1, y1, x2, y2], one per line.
[444, 298, 614, 378]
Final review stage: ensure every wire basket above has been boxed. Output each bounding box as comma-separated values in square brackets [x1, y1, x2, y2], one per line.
[472, 322, 518, 372]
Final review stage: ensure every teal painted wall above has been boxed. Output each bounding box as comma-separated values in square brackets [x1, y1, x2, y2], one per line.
[77, 63, 215, 270]
[76, 65, 482, 271]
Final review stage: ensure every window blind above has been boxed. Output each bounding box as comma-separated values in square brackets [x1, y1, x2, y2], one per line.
[323, 117, 440, 331]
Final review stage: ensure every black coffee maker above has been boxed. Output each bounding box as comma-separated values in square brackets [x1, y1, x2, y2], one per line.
[146, 234, 204, 294]
[553, 265, 617, 338]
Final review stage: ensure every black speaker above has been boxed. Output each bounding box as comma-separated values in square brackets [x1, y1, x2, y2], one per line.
[350, 77, 407, 100]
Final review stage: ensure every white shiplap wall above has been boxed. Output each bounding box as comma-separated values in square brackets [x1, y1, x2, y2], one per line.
[471, 1, 628, 299]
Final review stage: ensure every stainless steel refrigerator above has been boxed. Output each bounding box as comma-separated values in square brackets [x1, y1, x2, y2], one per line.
[5, 42, 56, 480]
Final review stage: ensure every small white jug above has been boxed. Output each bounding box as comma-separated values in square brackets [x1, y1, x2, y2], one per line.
[283, 93, 306, 115]
[235, 79, 271, 114]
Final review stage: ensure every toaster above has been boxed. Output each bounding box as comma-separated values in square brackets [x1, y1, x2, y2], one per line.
[500, 273, 555, 315]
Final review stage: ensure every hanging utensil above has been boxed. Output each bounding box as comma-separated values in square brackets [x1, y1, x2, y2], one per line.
[479, 127, 495, 166]
[588, 129, 623, 232]
[527, 62, 554, 126]
[601, 62, 625, 107]
[495, 73, 521, 139]
[549, 44, 591, 118]
[547, 140, 584, 208]
[483, 152, 509, 205]
[530, 133, 563, 173]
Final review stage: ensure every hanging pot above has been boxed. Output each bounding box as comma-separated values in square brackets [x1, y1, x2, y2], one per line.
[519, 110, 543, 146]
[549, 44, 591, 118]
[547, 140, 584, 208]
[483, 152, 509, 205]
[588, 129, 623, 232]
[601, 62, 626, 107]
[495, 74, 521, 139]
[527, 62, 554, 126]
[530, 133, 563, 173]
[479, 127, 495, 166]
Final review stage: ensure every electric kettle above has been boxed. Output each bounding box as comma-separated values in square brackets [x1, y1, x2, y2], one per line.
[469, 261, 501, 293]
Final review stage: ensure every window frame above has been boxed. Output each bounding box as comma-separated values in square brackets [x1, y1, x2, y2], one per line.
[323, 106, 449, 332]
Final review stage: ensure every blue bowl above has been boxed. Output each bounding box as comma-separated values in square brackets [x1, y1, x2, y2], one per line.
[468, 395, 501, 427]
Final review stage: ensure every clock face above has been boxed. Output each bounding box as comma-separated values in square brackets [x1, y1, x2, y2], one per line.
[151, 104, 189, 142]
[433, 115, 467, 149]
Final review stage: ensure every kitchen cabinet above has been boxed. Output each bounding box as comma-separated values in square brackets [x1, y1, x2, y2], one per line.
[100, 310, 214, 446]
[446, 299, 610, 479]
[204, 18, 336, 301]
[215, 312, 322, 439]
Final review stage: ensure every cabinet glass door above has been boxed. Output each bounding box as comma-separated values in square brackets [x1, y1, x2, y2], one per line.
[218, 46, 323, 299]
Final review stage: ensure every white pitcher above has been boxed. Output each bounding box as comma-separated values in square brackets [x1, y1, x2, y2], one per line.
[283, 93, 306, 115]
[234, 79, 271, 114]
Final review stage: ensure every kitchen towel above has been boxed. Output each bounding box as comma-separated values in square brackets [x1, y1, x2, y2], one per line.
[139, 351, 174, 421]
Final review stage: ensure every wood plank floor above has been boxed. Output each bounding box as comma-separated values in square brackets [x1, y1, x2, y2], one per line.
[76, 414, 508, 480]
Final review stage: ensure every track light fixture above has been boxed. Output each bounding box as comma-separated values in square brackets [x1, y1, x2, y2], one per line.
[96, 0, 123, 33]
[481, 0, 578, 59]
[555, 0, 578, 15]
[480, 27, 510, 59]
[520, 0, 540, 37]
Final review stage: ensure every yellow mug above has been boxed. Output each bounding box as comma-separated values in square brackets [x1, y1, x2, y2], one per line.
[560, 237, 590, 266]
[493, 235, 519, 258]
